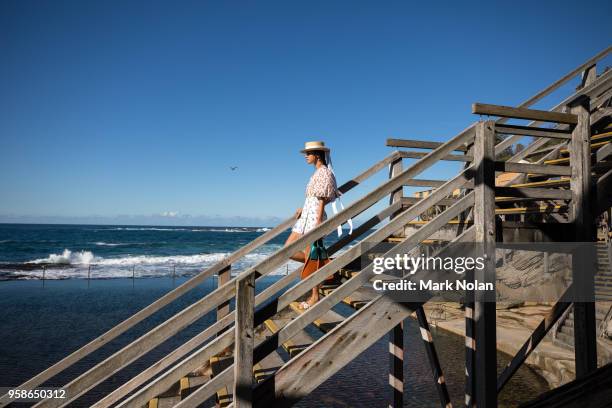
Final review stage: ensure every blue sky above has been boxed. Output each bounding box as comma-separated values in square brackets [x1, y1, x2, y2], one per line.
[0, 0, 610, 226]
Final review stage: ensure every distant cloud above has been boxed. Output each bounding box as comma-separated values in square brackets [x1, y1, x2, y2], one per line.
[160, 211, 179, 217]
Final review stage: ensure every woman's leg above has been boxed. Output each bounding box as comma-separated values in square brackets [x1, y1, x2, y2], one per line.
[285, 231, 307, 263]
[307, 285, 320, 306]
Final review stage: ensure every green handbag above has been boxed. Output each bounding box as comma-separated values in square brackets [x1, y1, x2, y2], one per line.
[309, 239, 329, 261]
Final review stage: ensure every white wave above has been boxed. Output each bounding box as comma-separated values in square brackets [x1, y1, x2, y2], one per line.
[256, 227, 271, 232]
[202, 228, 252, 233]
[0, 239, 12, 244]
[93, 242, 125, 247]
[92, 242, 148, 247]
[26, 249, 96, 265]
[11, 244, 295, 279]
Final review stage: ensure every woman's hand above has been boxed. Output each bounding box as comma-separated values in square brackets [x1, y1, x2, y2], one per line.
[315, 198, 325, 225]
[295, 207, 302, 219]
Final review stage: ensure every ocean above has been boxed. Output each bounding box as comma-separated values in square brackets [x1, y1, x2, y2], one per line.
[0, 224, 548, 407]
[0, 223, 297, 280]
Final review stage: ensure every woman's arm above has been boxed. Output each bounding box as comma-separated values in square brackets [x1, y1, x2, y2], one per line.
[315, 198, 326, 225]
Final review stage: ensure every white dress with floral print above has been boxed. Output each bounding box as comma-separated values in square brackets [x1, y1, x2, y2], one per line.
[292, 166, 339, 234]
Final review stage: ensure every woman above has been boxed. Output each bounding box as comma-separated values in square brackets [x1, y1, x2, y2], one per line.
[285, 141, 339, 309]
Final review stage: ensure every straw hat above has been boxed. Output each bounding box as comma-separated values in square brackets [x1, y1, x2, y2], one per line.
[300, 141, 330, 153]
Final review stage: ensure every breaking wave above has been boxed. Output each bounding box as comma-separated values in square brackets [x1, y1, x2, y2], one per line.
[9, 245, 295, 279]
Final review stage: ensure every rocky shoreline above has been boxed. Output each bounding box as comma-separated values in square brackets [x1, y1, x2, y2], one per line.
[420, 302, 612, 389]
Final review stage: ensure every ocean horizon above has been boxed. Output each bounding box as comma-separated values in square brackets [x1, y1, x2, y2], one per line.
[0, 222, 309, 281]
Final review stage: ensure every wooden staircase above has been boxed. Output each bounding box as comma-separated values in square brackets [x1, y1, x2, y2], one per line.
[2, 47, 611, 408]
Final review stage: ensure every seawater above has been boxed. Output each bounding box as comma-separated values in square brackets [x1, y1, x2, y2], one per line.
[0, 223, 303, 279]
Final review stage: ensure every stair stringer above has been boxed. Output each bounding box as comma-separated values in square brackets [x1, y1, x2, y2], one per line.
[252, 294, 423, 408]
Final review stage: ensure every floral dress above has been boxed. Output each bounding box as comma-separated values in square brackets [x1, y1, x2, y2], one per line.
[292, 166, 339, 234]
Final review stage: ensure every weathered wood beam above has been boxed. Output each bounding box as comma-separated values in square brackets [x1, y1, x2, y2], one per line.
[569, 96, 598, 378]
[234, 274, 255, 407]
[495, 187, 572, 200]
[401, 197, 459, 206]
[217, 265, 231, 336]
[404, 179, 447, 187]
[389, 322, 404, 408]
[494, 161, 572, 176]
[473, 103, 578, 125]
[416, 307, 452, 408]
[387, 138, 468, 151]
[472, 121, 497, 408]
[398, 150, 473, 162]
[495, 124, 571, 140]
[580, 64, 597, 89]
[597, 142, 612, 162]
[388, 154, 404, 408]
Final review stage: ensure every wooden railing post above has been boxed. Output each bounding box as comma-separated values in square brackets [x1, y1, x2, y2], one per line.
[234, 273, 255, 407]
[471, 120, 497, 408]
[580, 64, 597, 88]
[388, 155, 405, 408]
[217, 265, 231, 336]
[389, 156, 404, 213]
[569, 95, 598, 377]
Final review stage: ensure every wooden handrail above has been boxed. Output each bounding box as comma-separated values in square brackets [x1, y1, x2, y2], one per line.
[473, 103, 578, 125]
[386, 138, 469, 151]
[495, 124, 571, 140]
[6, 152, 399, 408]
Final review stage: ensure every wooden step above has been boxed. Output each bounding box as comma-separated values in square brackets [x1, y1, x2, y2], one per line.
[509, 178, 570, 188]
[264, 309, 316, 357]
[544, 156, 570, 165]
[338, 268, 359, 280]
[591, 130, 612, 142]
[207, 322, 287, 406]
[253, 347, 285, 384]
[556, 139, 610, 155]
[146, 363, 213, 407]
[210, 355, 233, 408]
[319, 282, 340, 296]
[289, 301, 345, 333]
[342, 286, 377, 309]
[147, 396, 181, 408]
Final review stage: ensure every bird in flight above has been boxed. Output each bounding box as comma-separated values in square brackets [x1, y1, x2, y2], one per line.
[229, 166, 238, 171]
